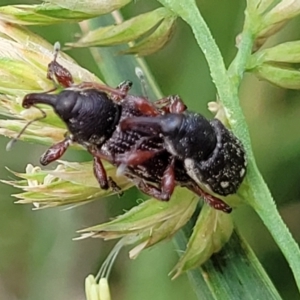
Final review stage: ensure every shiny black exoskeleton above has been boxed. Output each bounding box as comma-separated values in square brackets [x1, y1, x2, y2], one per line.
[120, 104, 247, 198]
[24, 89, 121, 148]
[20, 54, 235, 213]
[23, 85, 216, 206]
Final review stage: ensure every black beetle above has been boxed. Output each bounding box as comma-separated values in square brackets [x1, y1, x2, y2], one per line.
[15, 50, 234, 213]
[119, 97, 247, 199]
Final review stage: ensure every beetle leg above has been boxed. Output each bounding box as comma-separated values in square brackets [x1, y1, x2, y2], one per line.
[135, 180, 171, 201]
[85, 80, 133, 102]
[168, 95, 187, 113]
[47, 59, 74, 88]
[122, 94, 187, 117]
[127, 158, 175, 201]
[114, 148, 163, 166]
[122, 94, 187, 116]
[40, 137, 72, 165]
[115, 136, 164, 176]
[186, 182, 232, 213]
[204, 193, 232, 213]
[47, 43, 74, 88]
[77, 80, 133, 102]
[93, 156, 110, 190]
[160, 158, 176, 199]
[108, 176, 124, 197]
[153, 95, 187, 113]
[76, 81, 128, 98]
[88, 146, 114, 162]
[89, 147, 123, 194]
[112, 80, 132, 101]
[133, 179, 172, 201]
[122, 94, 160, 116]
[112, 133, 163, 165]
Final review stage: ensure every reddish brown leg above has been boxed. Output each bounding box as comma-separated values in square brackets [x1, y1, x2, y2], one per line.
[160, 158, 176, 199]
[47, 59, 74, 88]
[114, 148, 163, 165]
[114, 80, 159, 115]
[112, 81, 132, 102]
[75, 81, 132, 102]
[40, 137, 71, 165]
[123, 94, 161, 116]
[93, 156, 109, 189]
[168, 95, 187, 113]
[77, 82, 128, 99]
[122, 94, 187, 116]
[136, 180, 171, 201]
[128, 159, 175, 201]
[153, 95, 187, 113]
[88, 146, 114, 162]
[47, 43, 74, 88]
[186, 182, 232, 213]
[89, 147, 123, 194]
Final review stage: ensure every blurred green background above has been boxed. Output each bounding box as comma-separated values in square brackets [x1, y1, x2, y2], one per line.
[1, 1, 300, 299]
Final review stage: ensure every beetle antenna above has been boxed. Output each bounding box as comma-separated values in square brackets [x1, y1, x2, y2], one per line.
[135, 67, 149, 98]
[6, 105, 47, 151]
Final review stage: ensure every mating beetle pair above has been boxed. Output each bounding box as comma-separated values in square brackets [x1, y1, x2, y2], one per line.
[16, 49, 247, 213]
